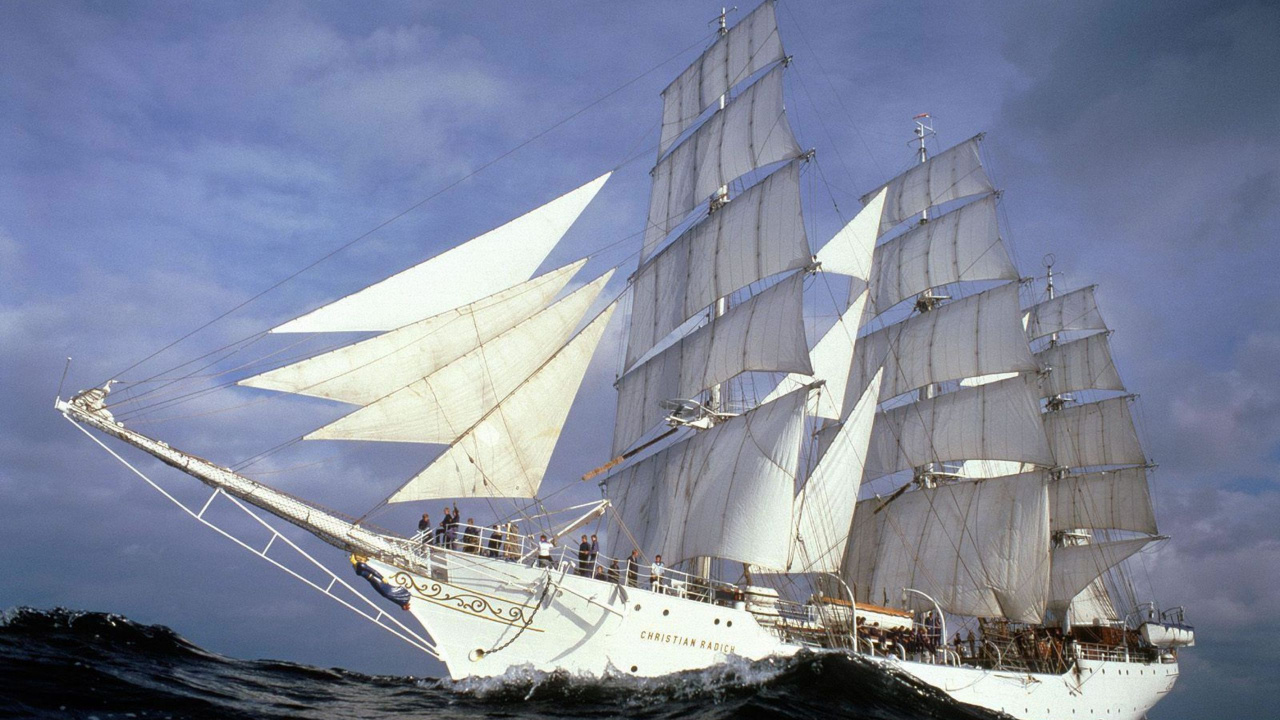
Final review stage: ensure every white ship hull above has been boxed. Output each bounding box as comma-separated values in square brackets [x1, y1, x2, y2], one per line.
[376, 553, 1177, 720]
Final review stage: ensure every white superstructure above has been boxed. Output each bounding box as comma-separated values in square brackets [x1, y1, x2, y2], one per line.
[58, 3, 1191, 719]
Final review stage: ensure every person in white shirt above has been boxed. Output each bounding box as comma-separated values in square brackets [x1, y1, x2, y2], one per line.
[537, 534, 554, 568]
[650, 554, 665, 593]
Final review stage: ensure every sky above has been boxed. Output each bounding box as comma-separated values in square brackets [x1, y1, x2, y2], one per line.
[2, 1, 1278, 717]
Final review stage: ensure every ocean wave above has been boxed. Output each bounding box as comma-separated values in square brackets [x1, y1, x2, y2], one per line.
[0, 607, 1001, 720]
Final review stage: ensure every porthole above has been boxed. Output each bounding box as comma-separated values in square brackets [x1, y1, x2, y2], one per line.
[726, 620, 733, 627]
[714, 618, 720, 625]
[634, 604, 641, 611]
[663, 609, 670, 616]
[630, 665, 638, 672]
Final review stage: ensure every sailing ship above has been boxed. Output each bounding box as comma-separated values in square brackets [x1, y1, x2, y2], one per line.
[58, 3, 1194, 719]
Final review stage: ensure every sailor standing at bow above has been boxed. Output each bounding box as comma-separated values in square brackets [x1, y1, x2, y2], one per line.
[537, 534, 554, 568]
[650, 554, 666, 593]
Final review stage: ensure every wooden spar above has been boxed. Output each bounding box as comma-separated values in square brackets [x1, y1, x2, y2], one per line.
[581, 427, 679, 481]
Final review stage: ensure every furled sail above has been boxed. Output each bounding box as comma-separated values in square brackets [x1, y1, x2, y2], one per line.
[1050, 468, 1157, 534]
[814, 189, 884, 299]
[308, 271, 613, 444]
[387, 301, 618, 502]
[658, 0, 784, 156]
[1025, 285, 1106, 341]
[275, 174, 610, 333]
[790, 371, 882, 573]
[864, 375, 1055, 479]
[238, 260, 587, 404]
[627, 160, 809, 368]
[761, 291, 867, 420]
[843, 473, 1051, 624]
[1048, 536, 1159, 615]
[861, 136, 994, 236]
[1043, 396, 1146, 469]
[845, 283, 1037, 406]
[642, 63, 802, 261]
[604, 386, 808, 571]
[1033, 332, 1125, 398]
[864, 193, 1017, 315]
[612, 271, 810, 455]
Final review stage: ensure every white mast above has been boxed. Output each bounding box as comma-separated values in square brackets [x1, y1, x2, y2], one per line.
[911, 114, 945, 483]
[699, 4, 735, 582]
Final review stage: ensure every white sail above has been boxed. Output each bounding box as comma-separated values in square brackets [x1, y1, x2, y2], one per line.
[790, 371, 882, 573]
[865, 375, 1055, 480]
[1050, 468, 1157, 534]
[612, 271, 810, 455]
[1049, 537, 1159, 615]
[1044, 396, 1146, 469]
[865, 193, 1017, 315]
[309, 271, 613, 444]
[658, 0, 784, 156]
[815, 189, 884, 299]
[846, 283, 1037, 406]
[862, 136, 994, 236]
[387, 302, 617, 502]
[761, 291, 867, 420]
[1033, 333, 1125, 398]
[604, 387, 808, 571]
[845, 473, 1051, 624]
[1068, 578, 1119, 625]
[628, 161, 809, 368]
[1025, 285, 1106, 341]
[238, 260, 587, 404]
[275, 174, 610, 333]
[642, 64, 802, 260]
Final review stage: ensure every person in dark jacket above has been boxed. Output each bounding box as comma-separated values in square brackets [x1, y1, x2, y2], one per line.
[417, 513, 431, 547]
[486, 525, 502, 557]
[607, 560, 621, 584]
[445, 503, 460, 548]
[463, 519, 480, 553]
[589, 534, 599, 572]
[435, 506, 451, 545]
[577, 535, 591, 576]
[626, 549, 640, 587]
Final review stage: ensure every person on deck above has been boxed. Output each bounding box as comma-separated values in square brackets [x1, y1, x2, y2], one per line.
[436, 507, 451, 546]
[626, 549, 640, 587]
[589, 534, 599, 573]
[537, 534, 554, 568]
[463, 519, 480, 553]
[486, 525, 502, 557]
[417, 513, 431, 546]
[445, 503, 460, 549]
[607, 560, 621, 584]
[577, 535, 591, 576]
[650, 554, 665, 593]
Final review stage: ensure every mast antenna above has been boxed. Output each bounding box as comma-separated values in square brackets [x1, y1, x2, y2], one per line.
[711, 6, 738, 35]
[913, 113, 935, 224]
[913, 113, 934, 165]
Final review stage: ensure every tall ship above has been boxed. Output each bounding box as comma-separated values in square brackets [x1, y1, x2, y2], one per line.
[58, 3, 1193, 718]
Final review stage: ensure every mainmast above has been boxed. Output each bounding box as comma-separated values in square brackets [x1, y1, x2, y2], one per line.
[910, 114, 946, 485]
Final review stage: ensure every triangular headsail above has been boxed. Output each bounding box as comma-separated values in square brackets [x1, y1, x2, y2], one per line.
[388, 301, 619, 502]
[274, 173, 610, 333]
[307, 270, 614, 444]
[238, 260, 587, 404]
